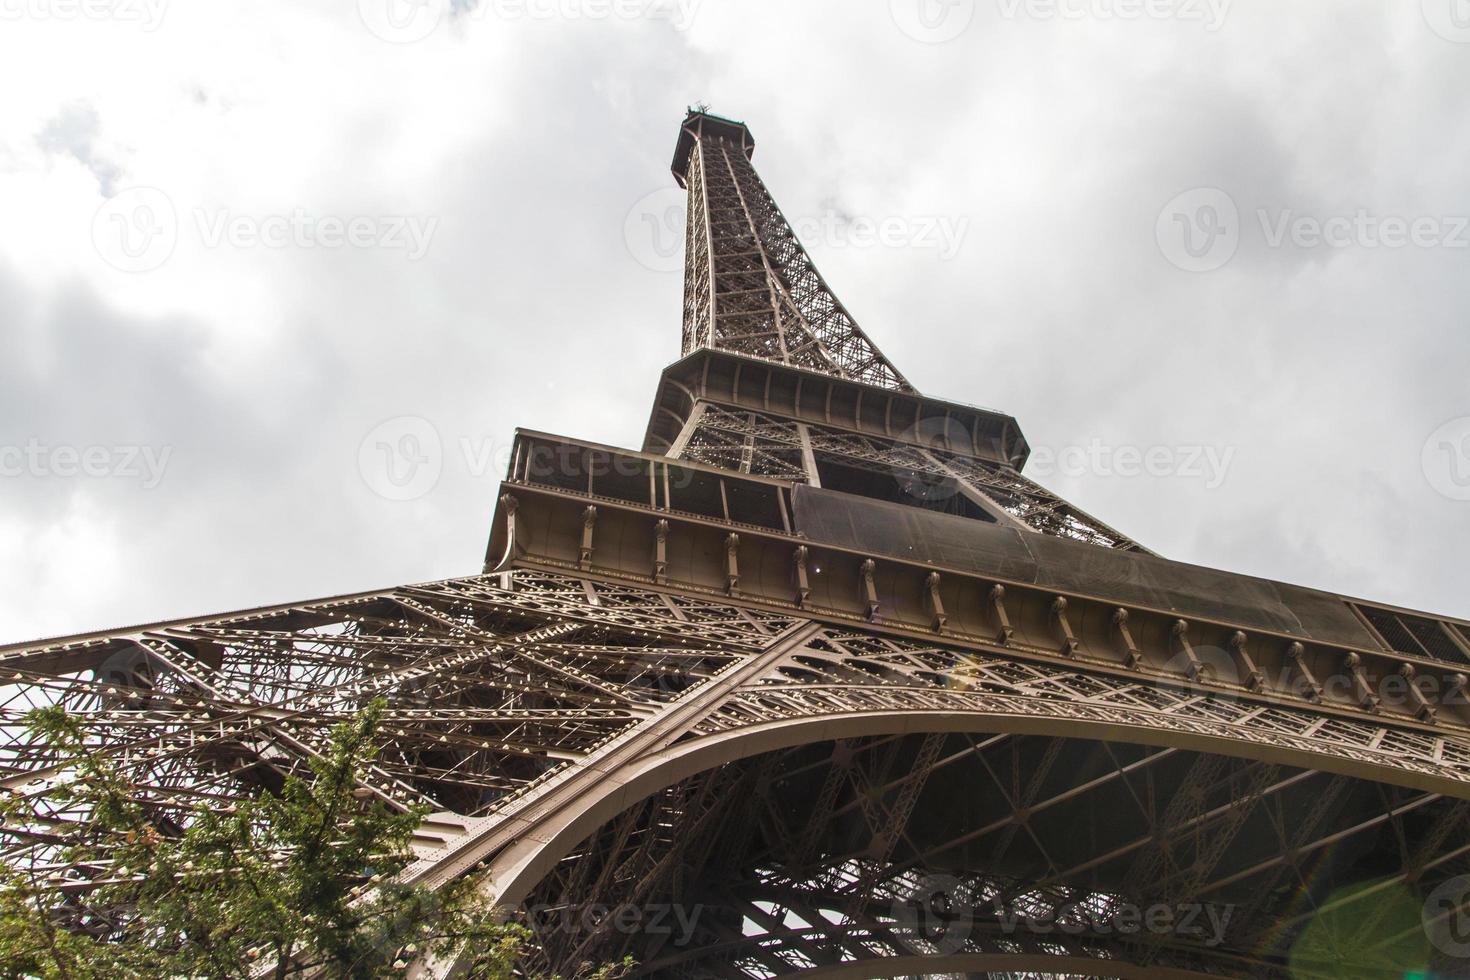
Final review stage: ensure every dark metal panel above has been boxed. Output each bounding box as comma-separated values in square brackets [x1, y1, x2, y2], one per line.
[792, 484, 1380, 649]
[792, 484, 1040, 583]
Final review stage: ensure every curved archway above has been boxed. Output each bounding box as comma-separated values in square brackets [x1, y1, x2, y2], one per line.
[482, 713, 1464, 979]
[487, 708, 1470, 910]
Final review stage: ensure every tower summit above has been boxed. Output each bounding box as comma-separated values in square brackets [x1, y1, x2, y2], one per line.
[647, 107, 1147, 551]
[670, 107, 911, 390]
[670, 107, 752, 187]
[3, 110, 1469, 979]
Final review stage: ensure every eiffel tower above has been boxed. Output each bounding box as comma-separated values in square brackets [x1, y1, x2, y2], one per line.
[5, 108, 1470, 978]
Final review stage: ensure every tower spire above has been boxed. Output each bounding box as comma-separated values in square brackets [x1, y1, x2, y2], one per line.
[672, 109, 914, 392]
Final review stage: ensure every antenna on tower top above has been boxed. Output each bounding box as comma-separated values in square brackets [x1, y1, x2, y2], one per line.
[692, 101, 712, 114]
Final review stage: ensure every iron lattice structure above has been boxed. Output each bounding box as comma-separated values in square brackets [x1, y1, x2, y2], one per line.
[675, 114, 910, 391]
[5, 108, 1470, 979]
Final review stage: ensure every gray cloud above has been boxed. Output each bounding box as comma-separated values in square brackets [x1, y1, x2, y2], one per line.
[0, 0, 1467, 643]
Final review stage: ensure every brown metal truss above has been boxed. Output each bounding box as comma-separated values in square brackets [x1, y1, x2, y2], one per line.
[670, 402, 1148, 552]
[0, 572, 797, 924]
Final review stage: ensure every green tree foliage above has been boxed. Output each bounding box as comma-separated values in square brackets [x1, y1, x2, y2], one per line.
[0, 701, 623, 979]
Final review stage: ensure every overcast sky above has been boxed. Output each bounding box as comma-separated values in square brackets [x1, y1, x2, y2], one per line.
[1, 0, 1468, 645]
